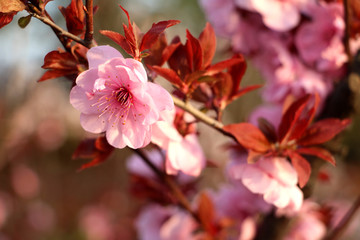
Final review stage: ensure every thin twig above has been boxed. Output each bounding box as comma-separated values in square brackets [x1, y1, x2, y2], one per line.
[27, 9, 90, 48]
[172, 96, 230, 136]
[132, 148, 200, 223]
[84, 0, 95, 48]
[325, 195, 360, 240]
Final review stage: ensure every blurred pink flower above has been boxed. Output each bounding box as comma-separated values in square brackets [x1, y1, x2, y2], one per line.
[228, 154, 303, 212]
[70, 45, 174, 149]
[151, 108, 206, 177]
[126, 149, 195, 184]
[236, 0, 307, 31]
[136, 205, 201, 240]
[11, 164, 40, 199]
[79, 205, 114, 240]
[295, 3, 347, 72]
[284, 200, 326, 240]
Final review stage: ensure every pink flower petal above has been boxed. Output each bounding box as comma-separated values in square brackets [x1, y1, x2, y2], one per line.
[80, 113, 108, 133]
[75, 69, 99, 91]
[87, 45, 124, 69]
[70, 86, 99, 114]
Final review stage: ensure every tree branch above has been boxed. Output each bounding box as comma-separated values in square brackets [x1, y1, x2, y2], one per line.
[27, 5, 91, 49]
[84, 0, 95, 48]
[172, 96, 231, 137]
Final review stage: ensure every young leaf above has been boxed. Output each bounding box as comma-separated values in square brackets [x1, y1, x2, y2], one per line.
[18, 15, 31, 28]
[185, 29, 203, 72]
[199, 23, 216, 68]
[278, 94, 311, 143]
[140, 20, 180, 52]
[99, 30, 133, 56]
[223, 123, 271, 153]
[287, 151, 311, 188]
[297, 118, 351, 146]
[197, 192, 217, 236]
[297, 147, 335, 166]
[148, 65, 184, 89]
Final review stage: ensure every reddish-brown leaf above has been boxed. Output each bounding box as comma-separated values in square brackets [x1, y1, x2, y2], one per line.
[167, 44, 191, 80]
[230, 84, 262, 101]
[38, 70, 76, 82]
[206, 58, 243, 75]
[297, 147, 336, 166]
[223, 123, 271, 153]
[99, 30, 133, 56]
[185, 29, 203, 72]
[73, 136, 114, 171]
[287, 94, 320, 142]
[42, 50, 78, 70]
[59, 0, 85, 36]
[199, 23, 216, 68]
[149, 65, 184, 89]
[287, 151, 311, 188]
[297, 118, 351, 146]
[197, 192, 217, 236]
[278, 94, 311, 143]
[0, 12, 15, 29]
[119, 5, 137, 54]
[257, 117, 277, 143]
[143, 33, 168, 66]
[140, 20, 180, 52]
[228, 54, 247, 97]
[162, 38, 181, 63]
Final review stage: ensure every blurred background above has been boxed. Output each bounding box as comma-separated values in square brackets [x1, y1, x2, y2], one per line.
[1, 0, 360, 239]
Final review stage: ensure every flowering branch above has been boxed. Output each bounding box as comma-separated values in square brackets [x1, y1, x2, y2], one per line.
[26, 4, 91, 49]
[325, 195, 360, 240]
[172, 96, 231, 136]
[84, 0, 95, 48]
[132, 148, 201, 223]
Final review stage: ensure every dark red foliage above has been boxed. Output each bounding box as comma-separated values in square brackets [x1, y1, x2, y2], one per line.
[38, 44, 88, 82]
[73, 136, 114, 170]
[100, 5, 180, 61]
[149, 23, 260, 117]
[59, 0, 86, 36]
[223, 94, 351, 187]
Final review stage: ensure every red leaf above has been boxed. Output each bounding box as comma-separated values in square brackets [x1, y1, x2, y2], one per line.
[185, 29, 203, 71]
[278, 95, 311, 143]
[287, 151, 311, 188]
[119, 5, 137, 55]
[223, 123, 271, 153]
[228, 54, 247, 97]
[42, 51, 78, 70]
[0, 12, 15, 29]
[140, 20, 180, 52]
[99, 30, 133, 56]
[59, 0, 85, 36]
[143, 33, 168, 66]
[206, 58, 243, 75]
[199, 23, 216, 68]
[230, 84, 262, 101]
[148, 65, 184, 89]
[162, 38, 181, 63]
[197, 192, 217, 235]
[38, 70, 75, 82]
[297, 147, 336, 166]
[297, 118, 351, 146]
[73, 136, 114, 170]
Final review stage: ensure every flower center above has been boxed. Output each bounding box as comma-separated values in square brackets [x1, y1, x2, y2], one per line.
[115, 87, 132, 108]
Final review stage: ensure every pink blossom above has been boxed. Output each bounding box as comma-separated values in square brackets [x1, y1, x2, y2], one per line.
[126, 149, 195, 184]
[228, 154, 303, 212]
[236, 0, 307, 31]
[295, 3, 347, 72]
[70, 45, 174, 149]
[136, 205, 201, 240]
[284, 201, 326, 240]
[151, 108, 206, 177]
